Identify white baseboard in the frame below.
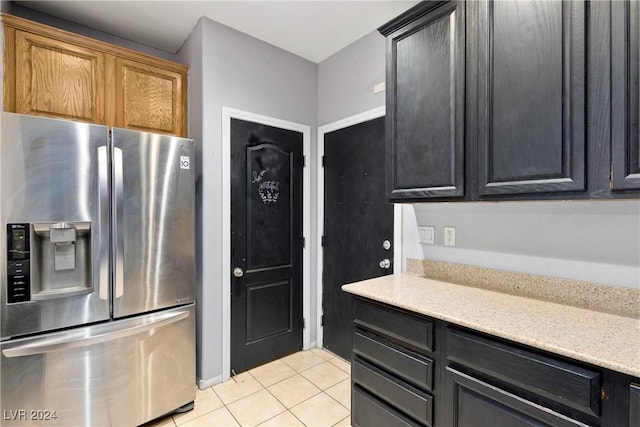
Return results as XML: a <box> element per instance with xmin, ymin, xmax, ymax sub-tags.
<box><xmin>198</xmin><ymin>375</ymin><xmax>223</xmax><ymax>390</ymax></box>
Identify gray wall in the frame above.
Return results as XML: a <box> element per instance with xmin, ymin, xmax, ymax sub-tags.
<box><xmin>177</xmin><ymin>17</ymin><xmax>317</xmax><ymax>387</ymax></box>
<box><xmin>404</xmin><ymin>201</ymin><xmax>640</xmax><ymax>289</ymax></box>
<box><xmin>318</xmin><ymin>31</ymin><xmax>386</xmax><ymax>126</ymax></box>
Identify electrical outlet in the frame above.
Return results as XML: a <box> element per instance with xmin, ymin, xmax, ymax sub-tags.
<box><xmin>444</xmin><ymin>227</ymin><xmax>456</xmax><ymax>246</ymax></box>
<box><xmin>418</xmin><ymin>226</ymin><xmax>435</xmax><ymax>245</ymax></box>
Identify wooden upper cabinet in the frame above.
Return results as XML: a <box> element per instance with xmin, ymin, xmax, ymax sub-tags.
<box><xmin>3</xmin><ymin>14</ymin><xmax>188</xmax><ymax>137</ymax></box>
<box><xmin>474</xmin><ymin>0</ymin><xmax>586</xmax><ymax>196</ymax></box>
<box><xmin>13</xmin><ymin>30</ymin><xmax>105</xmax><ymax>123</ymax></box>
<box><xmin>381</xmin><ymin>1</ymin><xmax>466</xmax><ymax>201</ymax></box>
<box><xmin>611</xmin><ymin>0</ymin><xmax>640</xmax><ymax>191</ymax></box>
<box><xmin>113</xmin><ymin>58</ymin><xmax>186</xmax><ymax>136</ymax></box>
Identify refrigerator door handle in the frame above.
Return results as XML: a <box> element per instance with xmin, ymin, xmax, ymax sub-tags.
<box><xmin>2</xmin><ymin>310</ymin><xmax>189</xmax><ymax>358</ymax></box>
<box><xmin>98</xmin><ymin>146</ymin><xmax>110</xmax><ymax>300</ymax></box>
<box><xmin>113</xmin><ymin>147</ymin><xmax>124</xmax><ymax>298</ymax></box>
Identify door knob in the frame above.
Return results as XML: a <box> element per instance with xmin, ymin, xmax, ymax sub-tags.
<box><xmin>382</xmin><ymin>240</ymin><xmax>391</xmax><ymax>250</ymax></box>
<box><xmin>379</xmin><ymin>259</ymin><xmax>391</xmax><ymax>269</ymax></box>
<box><xmin>233</xmin><ymin>267</ymin><xmax>244</xmax><ymax>278</ymax></box>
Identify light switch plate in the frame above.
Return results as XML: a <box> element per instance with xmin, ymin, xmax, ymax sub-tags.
<box><xmin>418</xmin><ymin>226</ymin><xmax>435</xmax><ymax>245</ymax></box>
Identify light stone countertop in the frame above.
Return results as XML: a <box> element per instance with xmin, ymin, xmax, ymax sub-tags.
<box><xmin>342</xmin><ymin>273</ymin><xmax>640</xmax><ymax>378</ymax></box>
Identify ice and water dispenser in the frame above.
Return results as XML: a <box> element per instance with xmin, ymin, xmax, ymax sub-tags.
<box><xmin>6</xmin><ymin>222</ymin><xmax>92</xmax><ymax>303</ymax></box>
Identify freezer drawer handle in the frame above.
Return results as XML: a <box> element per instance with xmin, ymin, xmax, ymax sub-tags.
<box><xmin>2</xmin><ymin>310</ymin><xmax>189</xmax><ymax>358</ymax></box>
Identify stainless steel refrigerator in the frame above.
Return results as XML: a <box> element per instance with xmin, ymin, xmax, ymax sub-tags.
<box><xmin>0</xmin><ymin>112</ymin><xmax>196</xmax><ymax>426</ymax></box>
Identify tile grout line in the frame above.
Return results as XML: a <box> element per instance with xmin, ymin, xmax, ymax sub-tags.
<box><xmin>175</xmin><ymin>351</ymin><xmax>351</xmax><ymax>427</ymax></box>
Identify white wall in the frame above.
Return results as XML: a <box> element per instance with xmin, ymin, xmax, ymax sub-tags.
<box><xmin>3</xmin><ymin>2</ymin><xmax>176</xmax><ymax>61</ymax></box>
<box><xmin>177</xmin><ymin>17</ymin><xmax>317</xmax><ymax>387</ymax></box>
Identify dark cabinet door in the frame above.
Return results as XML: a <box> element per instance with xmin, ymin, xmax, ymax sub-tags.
<box><xmin>612</xmin><ymin>0</ymin><xmax>640</xmax><ymax>191</ymax></box>
<box><xmin>384</xmin><ymin>1</ymin><xmax>465</xmax><ymax>200</ymax></box>
<box><xmin>475</xmin><ymin>0</ymin><xmax>586</xmax><ymax>196</ymax></box>
<box><xmin>631</xmin><ymin>383</ymin><xmax>640</xmax><ymax>427</ymax></box>
<box><xmin>446</xmin><ymin>368</ymin><xmax>587</xmax><ymax>427</ymax></box>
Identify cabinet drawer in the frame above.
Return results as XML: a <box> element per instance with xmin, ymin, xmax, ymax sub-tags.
<box><xmin>354</xmin><ymin>329</ymin><xmax>433</xmax><ymax>391</ymax></box>
<box><xmin>447</xmin><ymin>367</ymin><xmax>590</xmax><ymax>427</ymax></box>
<box><xmin>352</xmin><ymin>386</ymin><xmax>421</xmax><ymax>427</ymax></box>
<box><xmin>447</xmin><ymin>328</ymin><xmax>601</xmax><ymax>417</ymax></box>
<box><xmin>354</xmin><ymin>298</ymin><xmax>433</xmax><ymax>353</ymax></box>
<box><xmin>353</xmin><ymin>358</ymin><xmax>433</xmax><ymax>426</ymax></box>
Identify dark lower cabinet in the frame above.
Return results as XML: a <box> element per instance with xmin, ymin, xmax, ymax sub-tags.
<box><xmin>446</xmin><ymin>368</ymin><xmax>587</xmax><ymax>427</ymax></box>
<box><xmin>352</xmin><ymin>386</ymin><xmax>422</xmax><ymax>427</ymax></box>
<box><xmin>630</xmin><ymin>384</ymin><xmax>640</xmax><ymax>427</ymax></box>
<box><xmin>350</xmin><ymin>297</ymin><xmax>640</xmax><ymax>427</ymax></box>
<box><xmin>611</xmin><ymin>0</ymin><xmax>640</xmax><ymax>190</ymax></box>
<box><xmin>352</xmin><ymin>298</ymin><xmax>436</xmax><ymax>427</ymax></box>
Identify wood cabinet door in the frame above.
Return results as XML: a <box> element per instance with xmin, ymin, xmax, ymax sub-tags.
<box><xmin>13</xmin><ymin>30</ymin><xmax>105</xmax><ymax>123</ymax></box>
<box><xmin>385</xmin><ymin>1</ymin><xmax>465</xmax><ymax>200</ymax></box>
<box><xmin>475</xmin><ymin>0</ymin><xmax>586</xmax><ymax>196</ymax></box>
<box><xmin>611</xmin><ymin>0</ymin><xmax>640</xmax><ymax>191</ymax></box>
<box><xmin>113</xmin><ymin>58</ymin><xmax>186</xmax><ymax>136</ymax></box>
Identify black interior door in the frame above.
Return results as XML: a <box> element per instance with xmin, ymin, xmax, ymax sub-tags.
<box><xmin>230</xmin><ymin>118</ymin><xmax>303</xmax><ymax>373</ymax></box>
<box><xmin>323</xmin><ymin>116</ymin><xmax>394</xmax><ymax>360</ymax></box>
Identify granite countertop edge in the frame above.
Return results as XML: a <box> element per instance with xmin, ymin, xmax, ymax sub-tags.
<box><xmin>342</xmin><ymin>273</ymin><xmax>640</xmax><ymax>378</ymax></box>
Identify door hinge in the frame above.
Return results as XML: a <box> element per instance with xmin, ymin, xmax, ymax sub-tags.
<box><xmin>302</xmin><ymin>237</ymin><xmax>306</xmax><ymax>248</ymax></box>
<box><xmin>303</xmin><ymin>155</ymin><xmax>306</xmax><ymax>167</ymax></box>
<box><xmin>321</xmin><ymin>315</ymin><xmax>324</xmax><ymax>327</ymax></box>
<box><xmin>322</xmin><ymin>155</ymin><xmax>325</xmax><ymax>167</ymax></box>
<box><xmin>303</xmin><ymin>318</ymin><xmax>306</xmax><ymax>329</ymax></box>
<box><xmin>321</xmin><ymin>235</ymin><xmax>325</xmax><ymax>247</ymax></box>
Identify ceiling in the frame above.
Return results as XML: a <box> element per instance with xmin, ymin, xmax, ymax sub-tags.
<box><xmin>15</xmin><ymin>1</ymin><xmax>419</xmax><ymax>63</ymax></box>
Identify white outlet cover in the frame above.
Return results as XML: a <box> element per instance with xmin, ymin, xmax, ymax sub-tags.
<box><xmin>444</xmin><ymin>226</ymin><xmax>456</xmax><ymax>246</ymax></box>
<box><xmin>418</xmin><ymin>226</ymin><xmax>435</xmax><ymax>245</ymax></box>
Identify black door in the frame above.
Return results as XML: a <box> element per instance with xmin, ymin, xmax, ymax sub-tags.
<box><xmin>322</xmin><ymin>116</ymin><xmax>394</xmax><ymax>360</ymax></box>
<box><xmin>230</xmin><ymin>118</ymin><xmax>304</xmax><ymax>373</ymax></box>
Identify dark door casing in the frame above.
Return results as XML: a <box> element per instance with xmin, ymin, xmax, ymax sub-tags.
<box><xmin>230</xmin><ymin>118</ymin><xmax>304</xmax><ymax>373</ymax></box>
<box><xmin>323</xmin><ymin>116</ymin><xmax>395</xmax><ymax>360</ymax></box>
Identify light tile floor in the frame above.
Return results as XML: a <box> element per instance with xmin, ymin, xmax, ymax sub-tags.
<box><xmin>147</xmin><ymin>348</ymin><xmax>351</xmax><ymax>427</ymax></box>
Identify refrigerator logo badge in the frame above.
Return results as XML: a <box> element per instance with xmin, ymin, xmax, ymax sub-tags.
<box><xmin>180</xmin><ymin>156</ymin><xmax>190</xmax><ymax>170</ymax></box>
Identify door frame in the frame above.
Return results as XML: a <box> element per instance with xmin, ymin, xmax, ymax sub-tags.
<box><xmin>222</xmin><ymin>107</ymin><xmax>311</xmax><ymax>381</ymax></box>
<box><xmin>316</xmin><ymin>106</ymin><xmax>402</xmax><ymax>348</ymax></box>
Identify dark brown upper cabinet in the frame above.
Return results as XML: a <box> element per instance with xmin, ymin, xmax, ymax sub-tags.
<box><xmin>474</xmin><ymin>0</ymin><xmax>586</xmax><ymax>196</ymax></box>
<box><xmin>380</xmin><ymin>0</ymin><xmax>640</xmax><ymax>202</ymax></box>
<box><xmin>611</xmin><ymin>0</ymin><xmax>640</xmax><ymax>191</ymax></box>
<box><xmin>380</xmin><ymin>1</ymin><xmax>465</xmax><ymax>201</ymax></box>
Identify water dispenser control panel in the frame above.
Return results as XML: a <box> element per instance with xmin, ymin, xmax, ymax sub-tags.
<box><xmin>6</xmin><ymin>223</ymin><xmax>31</xmax><ymax>303</ymax></box>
